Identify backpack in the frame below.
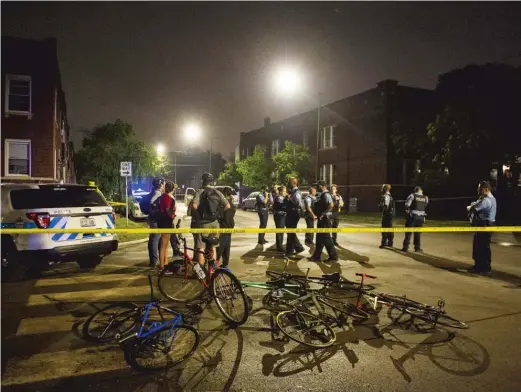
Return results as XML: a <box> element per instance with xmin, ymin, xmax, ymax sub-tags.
<box><xmin>197</xmin><ymin>188</ymin><xmax>222</xmax><ymax>222</ymax></box>
<box><xmin>139</xmin><ymin>191</ymin><xmax>154</xmax><ymax>215</ymax></box>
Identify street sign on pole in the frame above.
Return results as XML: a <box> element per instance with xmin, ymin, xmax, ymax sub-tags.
<box><xmin>120</xmin><ymin>161</ymin><xmax>132</xmax><ymax>177</ymax></box>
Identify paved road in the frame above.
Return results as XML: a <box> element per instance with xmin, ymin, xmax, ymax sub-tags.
<box><xmin>2</xmin><ymin>206</ymin><xmax>521</xmax><ymax>391</ymax></box>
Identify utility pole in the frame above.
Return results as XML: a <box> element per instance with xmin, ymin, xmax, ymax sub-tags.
<box><xmin>316</xmin><ymin>92</ymin><xmax>322</xmax><ymax>182</ymax></box>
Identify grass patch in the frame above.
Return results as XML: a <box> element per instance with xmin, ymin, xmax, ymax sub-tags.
<box><xmin>338</xmin><ymin>212</ymin><xmax>469</xmax><ymax>227</ymax></box>
<box><xmin>115</xmin><ymin>215</ymin><xmax>148</xmax><ymax>243</ymax></box>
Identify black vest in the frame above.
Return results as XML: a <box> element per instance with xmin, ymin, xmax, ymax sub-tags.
<box><xmin>256</xmin><ymin>193</ymin><xmax>267</xmax><ymax>210</ymax></box>
<box><xmin>274</xmin><ymin>195</ymin><xmax>286</xmax><ymax>215</ymax></box>
<box><xmin>380</xmin><ymin>193</ymin><xmax>394</xmax><ymax>214</ymax></box>
<box><xmin>332</xmin><ymin>195</ymin><xmax>341</xmax><ymax>213</ymax></box>
<box><xmin>410</xmin><ymin>193</ymin><xmax>427</xmax><ymax>212</ymax></box>
<box><xmin>313</xmin><ymin>191</ymin><xmax>331</xmax><ymax>215</ymax></box>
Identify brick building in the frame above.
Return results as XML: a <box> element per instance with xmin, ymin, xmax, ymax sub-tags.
<box><xmin>239</xmin><ymin>80</ymin><xmax>436</xmax><ymax>211</ymax></box>
<box><xmin>1</xmin><ymin>36</ymin><xmax>75</xmax><ymax>184</ymax></box>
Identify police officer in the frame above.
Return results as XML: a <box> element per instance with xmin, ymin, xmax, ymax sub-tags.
<box><xmin>330</xmin><ymin>184</ymin><xmax>344</xmax><ymax>246</ymax></box>
<box><xmin>273</xmin><ymin>185</ymin><xmax>287</xmax><ymax>252</ymax></box>
<box><xmin>147</xmin><ymin>178</ymin><xmax>165</xmax><ymax>267</ymax></box>
<box><xmin>309</xmin><ymin>181</ymin><xmax>338</xmax><ymax>262</ymax></box>
<box><xmin>269</xmin><ymin>183</ymin><xmax>279</xmax><ymax>206</ymax></box>
<box><xmin>467</xmin><ymin>181</ymin><xmax>496</xmax><ymax>274</ymax></box>
<box><xmin>284</xmin><ymin>177</ymin><xmax>305</xmax><ymax>257</ymax></box>
<box><xmin>379</xmin><ymin>184</ymin><xmax>394</xmax><ymax>248</ymax></box>
<box><xmin>304</xmin><ymin>186</ymin><xmax>317</xmax><ymax>246</ymax></box>
<box><xmin>256</xmin><ymin>186</ymin><xmax>270</xmax><ymax>245</ymax></box>
<box><xmin>402</xmin><ymin>186</ymin><xmax>428</xmax><ymax>253</ymax></box>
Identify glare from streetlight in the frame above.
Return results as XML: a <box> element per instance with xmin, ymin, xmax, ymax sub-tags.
<box><xmin>156</xmin><ymin>143</ymin><xmax>165</xmax><ymax>154</ymax></box>
<box><xmin>183</xmin><ymin>122</ymin><xmax>201</xmax><ymax>143</ymax></box>
<box><xmin>273</xmin><ymin>66</ymin><xmax>302</xmax><ymax>96</ymax></box>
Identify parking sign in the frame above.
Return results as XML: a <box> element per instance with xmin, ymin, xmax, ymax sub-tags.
<box><xmin>120</xmin><ymin>161</ymin><xmax>132</xmax><ymax>177</ymax></box>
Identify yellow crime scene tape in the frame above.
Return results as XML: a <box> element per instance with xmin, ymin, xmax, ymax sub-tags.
<box><xmin>108</xmin><ymin>201</ymin><xmax>127</xmax><ymax>207</ymax></box>
<box><xmin>1</xmin><ymin>226</ymin><xmax>520</xmax><ymax>234</ymax></box>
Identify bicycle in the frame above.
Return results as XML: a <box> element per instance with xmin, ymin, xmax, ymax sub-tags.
<box><xmin>82</xmin><ymin>275</ymin><xmax>200</xmax><ymax>371</ymax></box>
<box><xmin>158</xmin><ymin>219</ymin><xmax>250</xmax><ymax>326</ymax></box>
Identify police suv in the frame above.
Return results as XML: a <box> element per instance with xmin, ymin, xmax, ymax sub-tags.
<box><xmin>1</xmin><ymin>183</ymin><xmax>118</xmax><ymax>281</ymax></box>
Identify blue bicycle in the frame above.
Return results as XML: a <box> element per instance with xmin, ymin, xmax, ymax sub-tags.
<box><xmin>83</xmin><ymin>276</ymin><xmax>200</xmax><ymax>371</ymax></box>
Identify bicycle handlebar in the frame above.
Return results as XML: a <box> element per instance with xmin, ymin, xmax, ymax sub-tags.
<box><xmin>355</xmin><ymin>273</ymin><xmax>377</xmax><ymax>279</ymax></box>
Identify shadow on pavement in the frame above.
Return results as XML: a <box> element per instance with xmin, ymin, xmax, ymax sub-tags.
<box><xmin>335</xmin><ymin>245</ymin><xmax>372</xmax><ymax>266</ymax></box>
<box><xmin>389</xmin><ymin>248</ymin><xmax>521</xmax><ymax>287</ymax></box>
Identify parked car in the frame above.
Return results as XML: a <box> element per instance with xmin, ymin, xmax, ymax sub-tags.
<box><xmin>241</xmin><ymin>192</ymin><xmax>260</xmax><ymax>211</ymax></box>
<box><xmin>214</xmin><ymin>186</ymin><xmax>239</xmax><ymax>208</ymax></box>
<box><xmin>184</xmin><ymin>187</ymin><xmax>196</xmax><ymax>205</ymax></box>
<box><xmin>126</xmin><ymin>188</ymin><xmax>149</xmax><ymax>220</ymax></box>
<box><xmin>1</xmin><ymin>183</ymin><xmax>119</xmax><ymax>281</ymax></box>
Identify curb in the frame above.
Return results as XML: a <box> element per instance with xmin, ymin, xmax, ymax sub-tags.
<box><xmin>118</xmin><ymin>238</ymin><xmax>148</xmax><ymax>248</ymax></box>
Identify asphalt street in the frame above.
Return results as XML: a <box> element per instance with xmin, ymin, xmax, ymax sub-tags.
<box><xmin>2</xmin><ymin>205</ymin><xmax>521</xmax><ymax>392</ymax></box>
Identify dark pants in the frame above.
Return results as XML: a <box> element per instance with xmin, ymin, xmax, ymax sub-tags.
<box><xmin>148</xmin><ymin>222</ymin><xmax>160</xmax><ymax>265</ymax></box>
<box><xmin>313</xmin><ymin>216</ymin><xmax>337</xmax><ymax>259</ymax></box>
<box><xmin>331</xmin><ymin>214</ymin><xmax>340</xmax><ymax>243</ymax></box>
<box><xmin>274</xmin><ymin>213</ymin><xmax>286</xmax><ymax>251</ymax></box>
<box><xmin>403</xmin><ymin>215</ymin><xmax>424</xmax><ymax>251</ymax></box>
<box><xmin>381</xmin><ymin>213</ymin><xmax>394</xmax><ymax>246</ymax></box>
<box><xmin>472</xmin><ymin>221</ymin><xmax>493</xmax><ymax>271</ymax></box>
<box><xmin>305</xmin><ymin>215</ymin><xmax>315</xmax><ymax>244</ymax></box>
<box><xmin>285</xmin><ymin>213</ymin><xmax>303</xmax><ymax>256</ymax></box>
<box><xmin>217</xmin><ymin>233</ymin><xmax>232</xmax><ymax>266</ymax></box>
<box><xmin>258</xmin><ymin>208</ymin><xmax>269</xmax><ymax>243</ymax></box>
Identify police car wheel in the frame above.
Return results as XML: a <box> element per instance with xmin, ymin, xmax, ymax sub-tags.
<box><xmin>76</xmin><ymin>255</ymin><xmax>103</xmax><ymax>270</ymax></box>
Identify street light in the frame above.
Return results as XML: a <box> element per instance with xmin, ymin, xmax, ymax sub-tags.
<box><xmin>183</xmin><ymin>122</ymin><xmax>201</xmax><ymax>143</ymax></box>
<box><xmin>156</xmin><ymin>143</ymin><xmax>165</xmax><ymax>155</ymax></box>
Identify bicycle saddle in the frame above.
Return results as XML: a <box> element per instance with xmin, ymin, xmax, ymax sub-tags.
<box><xmin>266</xmin><ymin>278</ymin><xmax>286</xmax><ymax>289</ymax></box>
<box><xmin>202</xmin><ymin>236</ymin><xmax>219</xmax><ymax>247</ymax></box>
<box><xmin>321</xmin><ymin>272</ymin><xmax>341</xmax><ymax>282</ymax></box>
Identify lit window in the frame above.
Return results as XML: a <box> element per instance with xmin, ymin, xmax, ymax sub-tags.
<box><xmin>303</xmin><ymin>132</ymin><xmax>309</xmax><ymax>148</ymax></box>
<box><xmin>5</xmin><ymin>139</ymin><xmax>31</xmax><ymax>176</ymax></box>
<box><xmin>321</xmin><ymin>126</ymin><xmax>336</xmax><ymax>149</ymax></box>
<box><xmin>271</xmin><ymin>139</ymin><xmax>280</xmax><ymax>156</ymax></box>
<box><xmin>5</xmin><ymin>75</ymin><xmax>32</xmax><ymax>115</ymax></box>
<box><xmin>319</xmin><ymin>164</ymin><xmax>335</xmax><ymax>185</ymax></box>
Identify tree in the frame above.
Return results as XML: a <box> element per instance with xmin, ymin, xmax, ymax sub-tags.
<box><xmin>272</xmin><ymin>141</ymin><xmax>313</xmax><ymax>185</ymax></box>
<box><xmin>236</xmin><ymin>146</ymin><xmax>273</xmax><ymax>189</ymax></box>
<box><xmin>218</xmin><ymin>161</ymin><xmax>242</xmax><ymax>186</ymax></box>
<box><xmin>75</xmin><ymin>119</ymin><xmax>165</xmax><ymax>200</ymax></box>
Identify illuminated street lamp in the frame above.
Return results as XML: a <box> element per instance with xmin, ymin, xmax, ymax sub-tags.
<box><xmin>156</xmin><ymin>143</ymin><xmax>165</xmax><ymax>155</ymax></box>
<box><xmin>183</xmin><ymin>122</ymin><xmax>201</xmax><ymax>143</ymax></box>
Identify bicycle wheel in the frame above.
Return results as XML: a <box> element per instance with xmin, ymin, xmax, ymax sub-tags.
<box><xmin>405</xmin><ymin>308</ymin><xmax>469</xmax><ymax>329</ymax></box>
<box><xmin>158</xmin><ymin>260</ymin><xmax>206</xmax><ymax>303</ymax></box>
<box><xmin>210</xmin><ymin>268</ymin><xmax>249</xmax><ymax>325</ymax></box>
<box><xmin>276</xmin><ymin>310</ymin><xmax>336</xmax><ymax>348</ymax></box>
<box><xmin>83</xmin><ymin>302</ymin><xmax>140</xmax><ymax>343</ymax></box>
<box><xmin>124</xmin><ymin>324</ymin><xmax>200</xmax><ymax>371</ymax></box>
<box><xmin>378</xmin><ymin>293</ymin><xmax>428</xmax><ymax>311</ymax></box>
<box><xmin>317</xmin><ymin>295</ymin><xmax>370</xmax><ymax>321</ymax></box>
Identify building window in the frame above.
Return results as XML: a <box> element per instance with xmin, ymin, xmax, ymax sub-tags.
<box><xmin>319</xmin><ymin>164</ymin><xmax>335</xmax><ymax>185</ymax></box>
<box><xmin>303</xmin><ymin>132</ymin><xmax>309</xmax><ymax>148</ymax></box>
<box><xmin>271</xmin><ymin>139</ymin><xmax>280</xmax><ymax>156</ymax></box>
<box><xmin>246</xmin><ymin>148</ymin><xmax>249</xmax><ymax>157</ymax></box>
<box><xmin>5</xmin><ymin>75</ymin><xmax>32</xmax><ymax>116</ymax></box>
<box><xmin>321</xmin><ymin>125</ymin><xmax>336</xmax><ymax>149</ymax></box>
<box><xmin>4</xmin><ymin>139</ymin><xmax>31</xmax><ymax>176</ymax></box>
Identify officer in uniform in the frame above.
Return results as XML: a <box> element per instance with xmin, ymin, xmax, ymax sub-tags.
<box><xmin>273</xmin><ymin>185</ymin><xmax>287</xmax><ymax>252</ymax></box>
<box><xmin>284</xmin><ymin>177</ymin><xmax>305</xmax><ymax>257</ymax></box>
<box><xmin>304</xmin><ymin>186</ymin><xmax>317</xmax><ymax>246</ymax></box>
<box><xmin>379</xmin><ymin>184</ymin><xmax>394</xmax><ymax>248</ymax></box>
<box><xmin>256</xmin><ymin>186</ymin><xmax>270</xmax><ymax>245</ymax></box>
<box><xmin>330</xmin><ymin>184</ymin><xmax>344</xmax><ymax>246</ymax></box>
<box><xmin>467</xmin><ymin>181</ymin><xmax>496</xmax><ymax>274</ymax></box>
<box><xmin>309</xmin><ymin>181</ymin><xmax>338</xmax><ymax>262</ymax></box>
<box><xmin>402</xmin><ymin>186</ymin><xmax>428</xmax><ymax>252</ymax></box>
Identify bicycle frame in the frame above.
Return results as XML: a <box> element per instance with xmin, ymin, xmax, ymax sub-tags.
<box><xmin>176</xmin><ymin>234</ymin><xmax>217</xmax><ymax>289</ymax></box>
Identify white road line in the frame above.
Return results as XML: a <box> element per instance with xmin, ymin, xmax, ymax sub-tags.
<box><xmin>2</xmin><ymin>347</ymin><xmax>128</xmax><ymax>386</ymax></box>
<box><xmin>35</xmin><ymin>274</ymin><xmax>146</xmax><ymax>287</ymax></box>
<box><xmin>15</xmin><ymin>315</ymin><xmax>81</xmax><ymax>336</ymax></box>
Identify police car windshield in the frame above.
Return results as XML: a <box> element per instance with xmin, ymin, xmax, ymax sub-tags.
<box><xmin>10</xmin><ymin>186</ymin><xmax>109</xmax><ymax>209</ymax></box>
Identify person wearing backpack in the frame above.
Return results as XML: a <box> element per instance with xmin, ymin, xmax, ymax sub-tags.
<box><xmin>284</xmin><ymin>177</ymin><xmax>305</xmax><ymax>258</ymax></box>
<box><xmin>157</xmin><ymin>181</ymin><xmax>176</xmax><ymax>273</ymax></box>
<box><xmin>256</xmin><ymin>186</ymin><xmax>270</xmax><ymax>245</ymax></box>
<box><xmin>190</xmin><ymin>172</ymin><xmax>230</xmax><ymax>265</ymax></box>
<box><xmin>217</xmin><ymin>187</ymin><xmax>236</xmax><ymax>267</ymax></box>
<box><xmin>142</xmin><ymin>178</ymin><xmax>165</xmax><ymax>267</ymax></box>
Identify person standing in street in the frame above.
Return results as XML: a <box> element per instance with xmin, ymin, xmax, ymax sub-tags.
<box><xmin>157</xmin><ymin>181</ymin><xmax>176</xmax><ymax>273</ymax></box>
<box><xmin>217</xmin><ymin>187</ymin><xmax>236</xmax><ymax>268</ymax></box>
<box><xmin>402</xmin><ymin>186</ymin><xmax>428</xmax><ymax>253</ymax></box>
<box><xmin>309</xmin><ymin>181</ymin><xmax>338</xmax><ymax>262</ymax></box>
<box><xmin>379</xmin><ymin>184</ymin><xmax>394</xmax><ymax>248</ymax></box>
<box><xmin>256</xmin><ymin>187</ymin><xmax>270</xmax><ymax>245</ymax></box>
<box><xmin>146</xmin><ymin>178</ymin><xmax>165</xmax><ymax>267</ymax></box>
<box><xmin>269</xmin><ymin>183</ymin><xmax>279</xmax><ymax>206</ymax></box>
<box><xmin>467</xmin><ymin>181</ymin><xmax>497</xmax><ymax>274</ymax></box>
<box><xmin>330</xmin><ymin>184</ymin><xmax>344</xmax><ymax>246</ymax></box>
<box><xmin>273</xmin><ymin>185</ymin><xmax>287</xmax><ymax>252</ymax></box>
<box><xmin>304</xmin><ymin>186</ymin><xmax>317</xmax><ymax>246</ymax></box>
<box><xmin>284</xmin><ymin>177</ymin><xmax>305</xmax><ymax>258</ymax></box>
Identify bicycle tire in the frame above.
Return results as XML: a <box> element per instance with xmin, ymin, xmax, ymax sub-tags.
<box><xmin>405</xmin><ymin>308</ymin><xmax>469</xmax><ymax>329</ymax></box>
<box><xmin>276</xmin><ymin>310</ymin><xmax>336</xmax><ymax>348</ymax></box>
<box><xmin>124</xmin><ymin>324</ymin><xmax>200</xmax><ymax>371</ymax></box>
<box><xmin>158</xmin><ymin>261</ymin><xmax>206</xmax><ymax>303</ymax></box>
<box><xmin>210</xmin><ymin>268</ymin><xmax>249</xmax><ymax>325</ymax></box>
<box><xmin>317</xmin><ymin>295</ymin><xmax>370</xmax><ymax>321</ymax></box>
<box><xmin>83</xmin><ymin>302</ymin><xmax>140</xmax><ymax>343</ymax></box>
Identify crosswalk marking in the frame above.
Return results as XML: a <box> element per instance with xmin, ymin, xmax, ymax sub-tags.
<box><xmin>2</xmin><ymin>347</ymin><xmax>128</xmax><ymax>386</ymax></box>
<box><xmin>16</xmin><ymin>315</ymin><xmax>81</xmax><ymax>336</ymax></box>
<box><xmin>35</xmin><ymin>273</ymin><xmax>145</xmax><ymax>287</ymax></box>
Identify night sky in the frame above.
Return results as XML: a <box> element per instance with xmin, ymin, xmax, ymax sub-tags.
<box><xmin>2</xmin><ymin>2</ymin><xmax>520</xmax><ymax>157</ymax></box>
